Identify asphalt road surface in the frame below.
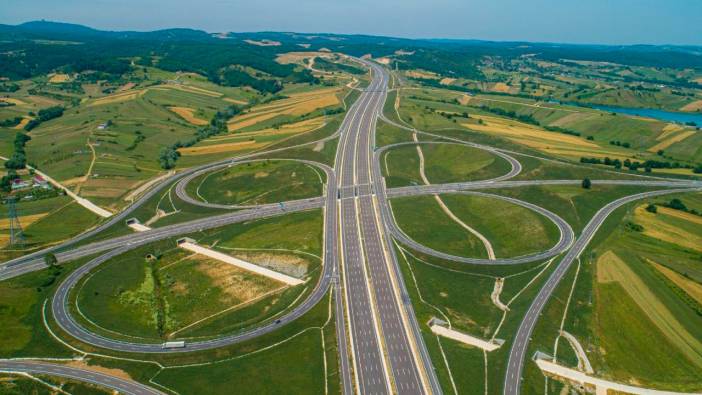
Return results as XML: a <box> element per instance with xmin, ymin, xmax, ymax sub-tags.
<box><xmin>0</xmin><ymin>360</ymin><xmax>165</xmax><ymax>395</ymax></box>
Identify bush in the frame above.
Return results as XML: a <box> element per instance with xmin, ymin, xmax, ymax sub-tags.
<box><xmin>581</xmin><ymin>177</ymin><xmax>592</xmax><ymax>189</ymax></box>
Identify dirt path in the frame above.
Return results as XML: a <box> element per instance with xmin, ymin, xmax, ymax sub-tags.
<box><xmin>560</xmin><ymin>330</ymin><xmax>593</xmax><ymax>374</ymax></box>
<box><xmin>491</xmin><ymin>278</ymin><xmax>509</xmax><ymax>311</ymax></box>
<box><xmin>74</xmin><ymin>139</ymin><xmax>97</xmax><ymax>195</ymax></box>
<box><xmin>413</xmin><ymin>132</ymin><xmax>496</xmax><ymax>260</ymax></box>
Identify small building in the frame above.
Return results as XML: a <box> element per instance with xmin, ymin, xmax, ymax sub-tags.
<box><xmin>97</xmin><ymin>122</ymin><xmax>109</xmax><ymax>130</ymax></box>
<box><xmin>32</xmin><ymin>175</ymin><xmax>49</xmax><ymax>187</ymax></box>
<box><xmin>11</xmin><ymin>179</ymin><xmax>31</xmax><ymax>190</ymax></box>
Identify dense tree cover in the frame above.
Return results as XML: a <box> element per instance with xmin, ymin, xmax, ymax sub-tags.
<box><xmin>3</xmin><ymin>21</ymin><xmax>700</xmax><ymax>88</ymax></box>
<box><xmin>5</xmin><ymin>132</ymin><xmax>31</xmax><ymax>169</ymax></box>
<box><xmin>217</xmin><ymin>68</ymin><xmax>283</xmax><ymax>94</ymax></box>
<box><xmin>580</xmin><ymin>156</ymin><xmax>699</xmax><ymax>173</ymax></box>
<box><xmin>24</xmin><ymin>106</ymin><xmax>64</xmax><ymax>131</ymax></box>
<box><xmin>313</xmin><ymin>58</ymin><xmax>366</xmax><ymax>75</ymax></box>
<box><xmin>0</xmin><ymin>117</ymin><xmax>23</xmax><ymax>127</ymax></box>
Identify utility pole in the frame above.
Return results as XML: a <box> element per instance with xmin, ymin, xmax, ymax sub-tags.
<box><xmin>7</xmin><ymin>196</ymin><xmax>24</xmax><ymax>246</ymax></box>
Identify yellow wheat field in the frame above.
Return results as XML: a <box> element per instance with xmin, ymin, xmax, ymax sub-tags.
<box><xmin>633</xmin><ymin>205</ymin><xmax>702</xmax><ymax>252</ymax></box>
<box><xmin>649</xmin><ymin>259</ymin><xmax>702</xmax><ymax>305</ymax></box>
<box><xmin>680</xmin><ymin>100</ymin><xmax>702</xmax><ymax>112</ymax></box>
<box><xmin>169</xmin><ymin>107</ymin><xmax>209</xmax><ymax>125</ymax></box>
<box><xmin>596</xmin><ymin>250</ymin><xmax>702</xmax><ymax>368</ymax></box>
<box><xmin>648</xmin><ymin>130</ymin><xmax>696</xmax><ymax>152</ymax></box>
<box><xmin>88</xmin><ymin>90</ymin><xmax>145</xmax><ymax>106</ymax></box>
<box><xmin>48</xmin><ymin>73</ymin><xmax>70</xmax><ymax>83</ymax></box>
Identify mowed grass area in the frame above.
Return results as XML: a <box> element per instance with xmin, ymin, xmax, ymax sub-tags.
<box><xmin>524</xmin><ymin>192</ymin><xmax>702</xmax><ymax>393</ymax></box>
<box><xmin>440</xmin><ymin>194</ymin><xmax>560</xmax><ymax>258</ymax></box>
<box><xmin>382</xmin><ymin>143</ymin><xmax>511</xmax><ymax>188</ymax></box>
<box><xmin>72</xmin><ymin>210</ymin><xmax>323</xmax><ymax>341</ymax></box>
<box><xmin>390</xmin><ymin>193</ymin><xmax>559</xmax><ymax>259</ymax></box>
<box><xmin>190</xmin><ymin>160</ymin><xmax>324</xmax><ymax>206</ymax></box>
<box><xmin>0</xmin><ymin>196</ymin><xmax>100</xmax><ymax>261</ymax></box>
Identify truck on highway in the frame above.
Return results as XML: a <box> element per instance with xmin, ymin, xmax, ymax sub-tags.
<box><xmin>162</xmin><ymin>341</ymin><xmax>186</xmax><ymax>349</ymax></box>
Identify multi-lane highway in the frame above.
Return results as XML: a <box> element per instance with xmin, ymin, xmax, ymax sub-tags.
<box><xmin>1</xmin><ymin>56</ymin><xmax>700</xmax><ymax>395</ymax></box>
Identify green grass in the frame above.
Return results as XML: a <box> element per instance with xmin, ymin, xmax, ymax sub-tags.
<box><xmin>489</xmin><ymin>184</ymin><xmax>667</xmax><ymax>234</ymax></box>
<box><xmin>420</xmin><ymin>143</ymin><xmax>512</xmax><ymax>184</ymax></box>
<box><xmin>375</xmin><ymin>118</ymin><xmax>413</xmax><ymax>147</ymax></box>
<box><xmin>189</xmin><ymin>160</ymin><xmax>324</xmax><ymax>206</ymax></box>
<box><xmin>440</xmin><ymin>194</ymin><xmax>560</xmax><ymax>258</ymax></box>
<box><xmin>151</xmin><ymin>291</ymin><xmax>337</xmax><ymax>395</ymax></box>
<box><xmin>0</xmin><ymin>197</ymin><xmax>101</xmax><ymax>261</ymax></box>
<box><xmin>391</xmin><ymin>193</ymin><xmax>560</xmax><ymax>259</ymax></box>
<box><xmin>73</xmin><ymin>210</ymin><xmax>323</xmax><ymax>341</ymax></box>
<box><xmin>391</xmin><ymin>195</ymin><xmax>487</xmax><ymax>258</ymax></box>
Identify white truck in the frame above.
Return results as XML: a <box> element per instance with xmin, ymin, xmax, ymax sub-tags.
<box><xmin>162</xmin><ymin>341</ymin><xmax>186</xmax><ymax>349</ymax></box>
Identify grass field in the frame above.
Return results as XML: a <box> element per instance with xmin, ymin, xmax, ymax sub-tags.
<box><xmin>390</xmin><ymin>193</ymin><xmax>559</xmax><ymax>259</ymax></box>
<box><xmin>382</xmin><ymin>142</ymin><xmax>512</xmax><ymax>187</ymax></box>
<box><xmin>189</xmin><ymin>160</ymin><xmax>324</xmax><ymax>206</ymax></box>
<box><xmin>73</xmin><ymin>210</ymin><xmax>322</xmax><ymax>340</ymax></box>
<box><xmin>0</xmin><ymin>196</ymin><xmax>100</xmax><ymax>261</ymax></box>
<box><xmin>393</xmin><ymin>85</ymin><xmax>702</xmax><ymax>172</ymax></box>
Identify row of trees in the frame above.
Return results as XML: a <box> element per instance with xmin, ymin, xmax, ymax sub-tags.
<box><xmin>24</xmin><ymin>106</ymin><xmax>64</xmax><ymax>131</ymax></box>
<box><xmin>5</xmin><ymin>132</ymin><xmax>32</xmax><ymax>170</ymax></box>
<box><xmin>580</xmin><ymin>156</ymin><xmax>702</xmax><ymax>173</ymax></box>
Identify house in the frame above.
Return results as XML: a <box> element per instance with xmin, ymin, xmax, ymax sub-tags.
<box><xmin>97</xmin><ymin>122</ymin><xmax>109</xmax><ymax>130</ymax></box>
<box><xmin>11</xmin><ymin>179</ymin><xmax>31</xmax><ymax>190</ymax></box>
<box><xmin>33</xmin><ymin>175</ymin><xmax>49</xmax><ymax>188</ymax></box>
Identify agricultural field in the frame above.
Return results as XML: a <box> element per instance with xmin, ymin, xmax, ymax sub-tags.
<box><xmin>393</xmin><ymin>87</ymin><xmax>702</xmax><ymax>174</ymax></box>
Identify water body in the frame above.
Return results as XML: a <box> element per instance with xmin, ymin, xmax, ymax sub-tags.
<box><xmin>581</xmin><ymin>104</ymin><xmax>702</xmax><ymax>125</ymax></box>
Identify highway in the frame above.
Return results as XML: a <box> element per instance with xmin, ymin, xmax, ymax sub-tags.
<box><xmin>0</xmin><ymin>360</ymin><xmax>165</xmax><ymax>395</ymax></box>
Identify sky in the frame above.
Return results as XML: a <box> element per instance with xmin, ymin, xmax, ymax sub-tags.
<box><xmin>2</xmin><ymin>0</ymin><xmax>702</xmax><ymax>46</ymax></box>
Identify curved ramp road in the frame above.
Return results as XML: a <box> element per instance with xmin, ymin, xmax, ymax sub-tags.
<box><xmin>375</xmin><ymin>140</ymin><xmax>523</xmax><ymax>182</ymax></box>
<box><xmin>385</xmin><ymin>190</ymin><xmax>575</xmax><ymax>265</ymax></box>
<box><xmin>0</xmin><ymin>360</ymin><xmax>165</xmax><ymax>395</ymax></box>
<box><xmin>175</xmin><ymin>158</ymin><xmax>333</xmax><ymax>210</ymax></box>
<box><xmin>51</xmin><ymin>158</ymin><xmax>339</xmax><ymax>353</ymax></box>
<box><xmin>503</xmin><ymin>187</ymin><xmax>702</xmax><ymax>395</ymax></box>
